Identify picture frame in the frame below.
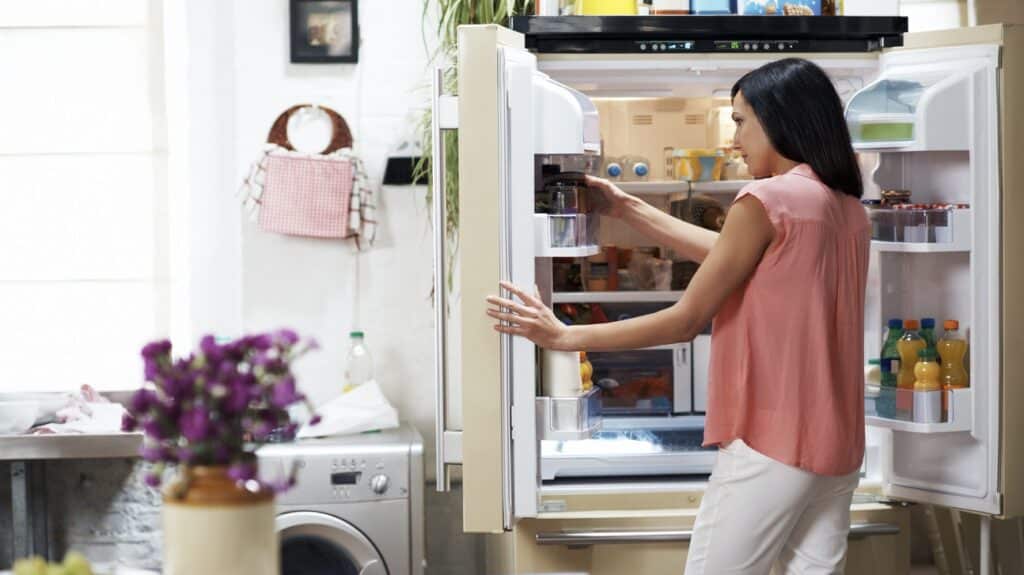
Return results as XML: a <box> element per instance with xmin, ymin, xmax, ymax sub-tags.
<box><xmin>289</xmin><ymin>0</ymin><xmax>359</xmax><ymax>63</ymax></box>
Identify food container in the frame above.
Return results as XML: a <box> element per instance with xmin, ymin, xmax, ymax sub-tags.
<box><xmin>577</xmin><ymin>0</ymin><xmax>637</xmax><ymax>14</ymax></box>
<box><xmin>867</xmin><ymin>205</ymin><xmax>969</xmax><ymax>244</ymax></box>
<box><xmin>848</xmin><ymin>113</ymin><xmax>915</xmax><ymax>144</ymax></box>
<box><xmin>673</xmin><ymin>149</ymin><xmax>725</xmax><ymax>182</ymax></box>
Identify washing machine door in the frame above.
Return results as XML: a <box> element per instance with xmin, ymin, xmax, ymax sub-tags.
<box><xmin>277</xmin><ymin>511</ymin><xmax>388</xmax><ymax>575</ymax></box>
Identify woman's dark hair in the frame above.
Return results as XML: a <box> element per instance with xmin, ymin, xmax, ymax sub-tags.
<box><xmin>731</xmin><ymin>58</ymin><xmax>863</xmax><ymax>199</ymax></box>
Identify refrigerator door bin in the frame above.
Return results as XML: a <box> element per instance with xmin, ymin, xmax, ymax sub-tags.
<box><xmin>536</xmin><ymin>387</ymin><xmax>603</xmax><ymax>441</ymax></box>
<box><xmin>865</xmin><ymin>384</ymin><xmax>972</xmax><ymax>433</ymax></box>
<box><xmin>535</xmin><ymin>213</ymin><xmax>600</xmax><ymax>257</ymax></box>
<box><xmin>868</xmin><ymin>207</ymin><xmax>971</xmax><ymax>251</ymax></box>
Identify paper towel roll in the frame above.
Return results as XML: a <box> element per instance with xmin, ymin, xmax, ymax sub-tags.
<box><xmin>542</xmin><ymin>350</ymin><xmax>583</xmax><ymax>397</ymax></box>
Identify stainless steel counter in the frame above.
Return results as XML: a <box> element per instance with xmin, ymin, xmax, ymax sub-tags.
<box><xmin>2</xmin><ymin>432</ymin><xmax>143</xmax><ymax>563</ymax></box>
<box><xmin>0</xmin><ymin>432</ymin><xmax>142</xmax><ymax>461</ymax></box>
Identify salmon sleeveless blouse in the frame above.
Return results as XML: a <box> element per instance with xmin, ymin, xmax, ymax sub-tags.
<box><xmin>702</xmin><ymin>163</ymin><xmax>870</xmax><ymax>476</ymax></box>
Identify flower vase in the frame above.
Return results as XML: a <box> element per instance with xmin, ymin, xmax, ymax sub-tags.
<box><xmin>162</xmin><ymin>466</ymin><xmax>278</xmax><ymax>575</ymax></box>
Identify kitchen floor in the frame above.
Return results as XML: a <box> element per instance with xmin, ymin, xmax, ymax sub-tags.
<box><xmin>910</xmin><ymin>568</ymin><xmax>940</xmax><ymax>574</ymax></box>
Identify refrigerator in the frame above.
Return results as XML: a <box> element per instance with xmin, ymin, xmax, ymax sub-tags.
<box><xmin>430</xmin><ymin>15</ymin><xmax>1024</xmax><ymax>544</ymax></box>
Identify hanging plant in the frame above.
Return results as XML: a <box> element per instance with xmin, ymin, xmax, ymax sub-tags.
<box><xmin>414</xmin><ymin>1</ymin><xmax>535</xmax><ymax>290</ymax></box>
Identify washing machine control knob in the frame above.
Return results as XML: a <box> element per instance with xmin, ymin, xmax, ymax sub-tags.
<box><xmin>370</xmin><ymin>474</ymin><xmax>390</xmax><ymax>495</ymax></box>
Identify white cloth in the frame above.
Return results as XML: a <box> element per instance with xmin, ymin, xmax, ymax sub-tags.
<box><xmin>30</xmin><ymin>384</ymin><xmax>127</xmax><ymax>435</ymax></box>
<box><xmin>296</xmin><ymin>380</ymin><xmax>399</xmax><ymax>439</ymax></box>
<box><xmin>684</xmin><ymin>439</ymin><xmax>859</xmax><ymax>575</ymax></box>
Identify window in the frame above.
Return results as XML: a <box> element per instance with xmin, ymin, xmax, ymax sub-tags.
<box><xmin>0</xmin><ymin>1</ymin><xmax>173</xmax><ymax>392</ymax></box>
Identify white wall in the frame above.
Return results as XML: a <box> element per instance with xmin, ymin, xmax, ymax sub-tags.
<box><xmin>184</xmin><ymin>0</ymin><xmax>440</xmax><ymax>463</ymax></box>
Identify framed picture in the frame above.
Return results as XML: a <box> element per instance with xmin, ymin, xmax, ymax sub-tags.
<box><xmin>290</xmin><ymin>0</ymin><xmax>359</xmax><ymax>63</ymax></box>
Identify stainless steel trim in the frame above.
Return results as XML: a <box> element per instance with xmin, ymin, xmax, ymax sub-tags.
<box><xmin>432</xmin><ymin>67</ymin><xmax>452</xmax><ymax>492</ymax></box>
<box><xmin>535</xmin><ymin>523</ymin><xmax>901</xmax><ymax>547</ymax></box>
<box><xmin>496</xmin><ymin>48</ymin><xmax>514</xmax><ymax>531</ymax></box>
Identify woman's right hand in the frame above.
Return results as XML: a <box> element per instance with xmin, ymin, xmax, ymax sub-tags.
<box><xmin>585</xmin><ymin>175</ymin><xmax>633</xmax><ymax>219</ymax></box>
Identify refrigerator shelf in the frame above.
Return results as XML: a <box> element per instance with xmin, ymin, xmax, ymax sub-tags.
<box><xmin>536</xmin><ymin>387</ymin><xmax>603</xmax><ymax>441</ymax></box>
<box><xmin>615</xmin><ymin>180</ymin><xmax>752</xmax><ymax>195</ymax></box>
<box><xmin>865</xmin><ymin>385</ymin><xmax>972</xmax><ymax>433</ymax></box>
<box><xmin>552</xmin><ymin>290</ymin><xmax>682</xmax><ymax>303</ymax></box>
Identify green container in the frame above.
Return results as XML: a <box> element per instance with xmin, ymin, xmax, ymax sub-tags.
<box><xmin>859</xmin><ymin>121</ymin><xmax>914</xmax><ymax>142</ymax></box>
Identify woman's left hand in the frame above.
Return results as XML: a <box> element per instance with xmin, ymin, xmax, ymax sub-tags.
<box><xmin>486</xmin><ymin>281</ymin><xmax>573</xmax><ymax>350</ymax></box>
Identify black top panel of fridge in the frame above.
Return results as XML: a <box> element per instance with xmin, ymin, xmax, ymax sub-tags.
<box><xmin>510</xmin><ymin>16</ymin><xmax>908</xmax><ymax>53</ymax></box>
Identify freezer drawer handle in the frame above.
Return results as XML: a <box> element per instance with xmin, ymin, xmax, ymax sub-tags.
<box><xmin>433</xmin><ymin>66</ymin><xmax>460</xmax><ymax>492</ymax></box>
<box><xmin>534</xmin><ymin>523</ymin><xmax>900</xmax><ymax>547</ymax></box>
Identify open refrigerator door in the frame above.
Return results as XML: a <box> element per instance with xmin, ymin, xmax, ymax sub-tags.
<box><xmin>433</xmin><ymin>24</ymin><xmax>601</xmax><ymax>533</ymax></box>
<box><xmin>853</xmin><ymin>39</ymin><xmax>1002</xmax><ymax>515</ymax></box>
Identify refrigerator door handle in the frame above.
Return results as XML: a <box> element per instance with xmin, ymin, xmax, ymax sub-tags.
<box><xmin>534</xmin><ymin>522</ymin><xmax>901</xmax><ymax>546</ymax></box>
<box><xmin>433</xmin><ymin>67</ymin><xmax>459</xmax><ymax>492</ymax></box>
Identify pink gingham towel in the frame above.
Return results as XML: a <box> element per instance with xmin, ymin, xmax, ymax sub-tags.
<box><xmin>240</xmin><ymin>144</ymin><xmax>377</xmax><ymax>247</ymax></box>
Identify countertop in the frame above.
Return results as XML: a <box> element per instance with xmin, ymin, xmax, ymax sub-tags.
<box><xmin>0</xmin><ymin>432</ymin><xmax>143</xmax><ymax>461</ymax></box>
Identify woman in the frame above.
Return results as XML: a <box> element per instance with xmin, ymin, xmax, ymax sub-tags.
<box><xmin>487</xmin><ymin>57</ymin><xmax>869</xmax><ymax>574</ymax></box>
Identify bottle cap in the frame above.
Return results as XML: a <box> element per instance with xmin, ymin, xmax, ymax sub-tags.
<box><xmin>903</xmin><ymin>319</ymin><xmax>920</xmax><ymax>330</ymax></box>
<box><xmin>917</xmin><ymin>348</ymin><xmax>937</xmax><ymax>361</ymax></box>
<box><xmin>921</xmin><ymin>318</ymin><xmax>936</xmax><ymax>329</ymax></box>
<box><xmin>350</xmin><ymin>331</ymin><xmax>364</xmax><ymax>338</ymax></box>
<box><xmin>888</xmin><ymin>318</ymin><xmax>903</xmax><ymax>329</ymax></box>
<box><xmin>943</xmin><ymin>319</ymin><xmax>959</xmax><ymax>330</ymax></box>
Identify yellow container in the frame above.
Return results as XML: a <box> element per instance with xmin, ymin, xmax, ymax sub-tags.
<box><xmin>673</xmin><ymin>149</ymin><xmax>725</xmax><ymax>182</ymax></box>
<box><xmin>577</xmin><ymin>0</ymin><xmax>638</xmax><ymax>15</ymax></box>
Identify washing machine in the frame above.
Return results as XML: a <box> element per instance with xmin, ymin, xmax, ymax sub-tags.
<box><xmin>257</xmin><ymin>424</ymin><xmax>425</xmax><ymax>575</ymax></box>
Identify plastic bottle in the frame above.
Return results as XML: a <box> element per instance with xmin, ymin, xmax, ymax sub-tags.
<box><xmin>604</xmin><ymin>157</ymin><xmax>624</xmax><ymax>180</ymax></box>
<box><xmin>879</xmin><ymin>318</ymin><xmax>903</xmax><ymax>389</ymax></box>
<box><xmin>896</xmin><ymin>320</ymin><xmax>925</xmax><ymax>416</ymax></box>
<box><xmin>913</xmin><ymin>348</ymin><xmax>942</xmax><ymax>423</ymax></box>
<box><xmin>937</xmin><ymin>319</ymin><xmax>969</xmax><ymax>414</ymax></box>
<box><xmin>343</xmin><ymin>331</ymin><xmax>374</xmax><ymax>393</ymax></box>
<box><xmin>920</xmin><ymin>317</ymin><xmax>938</xmax><ymax>357</ymax></box>
<box><xmin>937</xmin><ymin>320</ymin><xmax>969</xmax><ymax>389</ymax></box>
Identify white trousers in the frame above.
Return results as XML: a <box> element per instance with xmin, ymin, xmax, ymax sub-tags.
<box><xmin>684</xmin><ymin>439</ymin><xmax>860</xmax><ymax>575</ymax></box>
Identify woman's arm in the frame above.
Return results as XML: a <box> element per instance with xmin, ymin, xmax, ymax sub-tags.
<box><xmin>487</xmin><ymin>195</ymin><xmax>774</xmax><ymax>351</ymax></box>
<box><xmin>586</xmin><ymin>175</ymin><xmax>719</xmax><ymax>263</ymax></box>
<box><xmin>620</xmin><ymin>193</ymin><xmax>720</xmax><ymax>263</ymax></box>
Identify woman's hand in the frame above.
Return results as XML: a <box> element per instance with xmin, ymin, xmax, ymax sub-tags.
<box><xmin>585</xmin><ymin>174</ymin><xmax>633</xmax><ymax>218</ymax></box>
<box><xmin>486</xmin><ymin>281</ymin><xmax>573</xmax><ymax>350</ymax></box>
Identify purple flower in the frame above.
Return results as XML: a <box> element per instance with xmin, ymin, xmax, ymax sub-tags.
<box><xmin>270</xmin><ymin>376</ymin><xmax>299</xmax><ymax>408</ymax></box>
<box><xmin>144</xmin><ymin>472</ymin><xmax>162</xmax><ymax>488</ymax></box>
<box><xmin>141</xmin><ymin>418</ymin><xmax>166</xmax><ymax>440</ymax></box>
<box><xmin>199</xmin><ymin>335</ymin><xmax>224</xmax><ymax>363</ymax></box>
<box><xmin>249</xmin><ymin>419</ymin><xmax>273</xmax><ymax>440</ymax></box>
<box><xmin>141</xmin><ymin>340</ymin><xmax>172</xmax><ymax>360</ymax></box>
<box><xmin>223</xmin><ymin>379</ymin><xmax>251</xmax><ymax>415</ymax></box>
<box><xmin>248</xmin><ymin>334</ymin><xmax>274</xmax><ymax>351</ymax></box>
<box><xmin>228</xmin><ymin>462</ymin><xmax>257</xmax><ymax>482</ymax></box>
<box><xmin>130</xmin><ymin>389</ymin><xmax>158</xmax><ymax>414</ymax></box>
<box><xmin>140</xmin><ymin>445</ymin><xmax>167</xmax><ymax>463</ymax></box>
<box><xmin>121</xmin><ymin>412</ymin><xmax>138</xmax><ymax>432</ymax></box>
<box><xmin>309</xmin><ymin>414</ymin><xmax>323</xmax><ymax>426</ymax></box>
<box><xmin>179</xmin><ymin>407</ymin><xmax>211</xmax><ymax>442</ymax></box>
<box><xmin>276</xmin><ymin>329</ymin><xmax>299</xmax><ymax>346</ymax></box>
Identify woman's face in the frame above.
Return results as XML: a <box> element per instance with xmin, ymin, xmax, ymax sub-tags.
<box><xmin>732</xmin><ymin>91</ymin><xmax>779</xmax><ymax>178</ymax></box>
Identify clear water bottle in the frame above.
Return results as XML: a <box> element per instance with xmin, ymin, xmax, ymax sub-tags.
<box><xmin>344</xmin><ymin>331</ymin><xmax>374</xmax><ymax>393</ymax></box>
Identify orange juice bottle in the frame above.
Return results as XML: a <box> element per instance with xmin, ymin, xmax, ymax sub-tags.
<box><xmin>913</xmin><ymin>348</ymin><xmax>942</xmax><ymax>423</ymax></box>
<box><xmin>937</xmin><ymin>319</ymin><xmax>969</xmax><ymax>413</ymax></box>
<box><xmin>896</xmin><ymin>319</ymin><xmax>925</xmax><ymax>416</ymax></box>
